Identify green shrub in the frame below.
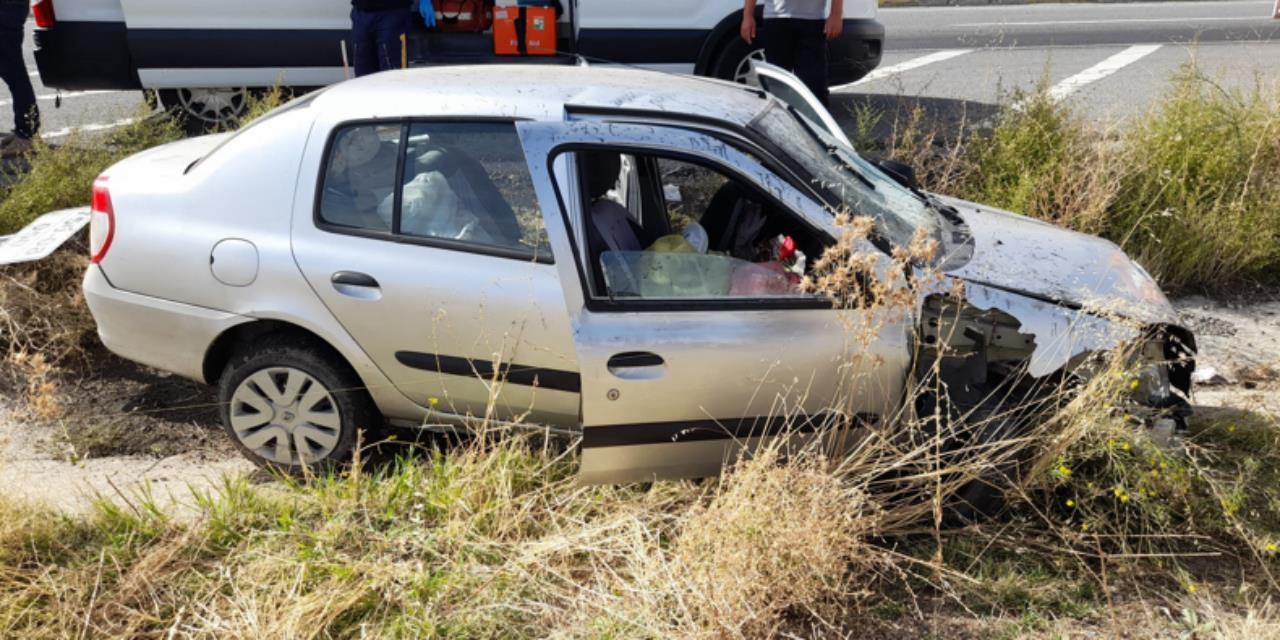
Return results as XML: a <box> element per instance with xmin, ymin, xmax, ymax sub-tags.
<box><xmin>878</xmin><ymin>62</ymin><xmax>1280</xmax><ymax>291</ymax></box>
<box><xmin>1106</xmin><ymin>68</ymin><xmax>1280</xmax><ymax>289</ymax></box>
<box><xmin>0</xmin><ymin>111</ymin><xmax>182</xmax><ymax>235</ymax></box>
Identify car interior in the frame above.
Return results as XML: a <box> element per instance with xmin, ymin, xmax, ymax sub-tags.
<box><xmin>319</xmin><ymin>123</ymin><xmax>540</xmax><ymax>256</ymax></box>
<box><xmin>574</xmin><ymin>150</ymin><xmax>830</xmax><ymax>300</ymax></box>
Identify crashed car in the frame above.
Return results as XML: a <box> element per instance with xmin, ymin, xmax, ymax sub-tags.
<box><xmin>67</xmin><ymin>62</ymin><xmax>1194</xmax><ymax>482</ymax></box>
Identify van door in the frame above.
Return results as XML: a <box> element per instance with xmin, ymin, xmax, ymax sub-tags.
<box><xmin>119</xmin><ymin>0</ymin><xmax>349</xmax><ymax>89</ymax></box>
<box><xmin>517</xmin><ymin>120</ymin><xmax>912</xmax><ymax>484</ymax></box>
<box><xmin>743</xmin><ymin>59</ymin><xmax>851</xmax><ymax>146</ymax></box>
<box><xmin>574</xmin><ymin>0</ymin><xmax>737</xmax><ymax>72</ymax></box>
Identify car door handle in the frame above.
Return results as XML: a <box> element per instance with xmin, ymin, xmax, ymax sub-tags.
<box><xmin>331</xmin><ymin>271</ymin><xmax>382</xmax><ymax>300</ymax></box>
<box><xmin>607</xmin><ymin>352</ymin><xmax>666</xmax><ymax>380</ymax></box>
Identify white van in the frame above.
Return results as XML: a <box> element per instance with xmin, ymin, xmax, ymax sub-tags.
<box><xmin>32</xmin><ymin>0</ymin><xmax>883</xmax><ymax>129</ymax></box>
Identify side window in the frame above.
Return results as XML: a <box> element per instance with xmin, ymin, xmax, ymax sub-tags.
<box><xmin>319</xmin><ymin>123</ymin><xmax>403</xmax><ymax>232</ymax></box>
<box><xmin>318</xmin><ymin>121</ymin><xmax>552</xmax><ymax>260</ymax></box>
<box><xmin>567</xmin><ymin>151</ymin><xmax>828</xmax><ymax>302</ymax></box>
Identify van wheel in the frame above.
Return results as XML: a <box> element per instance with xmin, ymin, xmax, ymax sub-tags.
<box><xmin>156</xmin><ymin>87</ymin><xmax>250</xmax><ymax>134</ymax></box>
<box><xmin>218</xmin><ymin>340</ymin><xmax>378</xmax><ymax>474</ymax></box>
<box><xmin>710</xmin><ymin>37</ymin><xmax>767</xmax><ymax>83</ymax></box>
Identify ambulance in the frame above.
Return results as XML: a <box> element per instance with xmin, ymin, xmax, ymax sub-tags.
<box><xmin>31</xmin><ymin>0</ymin><xmax>883</xmax><ymax>130</ymax></box>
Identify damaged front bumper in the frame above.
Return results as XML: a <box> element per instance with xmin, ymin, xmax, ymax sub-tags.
<box><xmin>917</xmin><ymin>278</ymin><xmax>1197</xmax><ymax>443</ymax></box>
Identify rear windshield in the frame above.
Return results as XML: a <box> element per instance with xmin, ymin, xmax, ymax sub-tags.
<box><xmin>186</xmin><ymin>89</ymin><xmax>326</xmax><ymax>173</ymax></box>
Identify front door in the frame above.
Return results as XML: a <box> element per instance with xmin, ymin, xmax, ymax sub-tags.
<box><xmin>519</xmin><ymin>120</ymin><xmax>912</xmax><ymax>483</ymax></box>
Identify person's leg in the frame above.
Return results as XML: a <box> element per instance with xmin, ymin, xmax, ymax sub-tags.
<box><xmin>350</xmin><ymin>8</ymin><xmax>380</xmax><ymax>77</ymax></box>
<box><xmin>0</xmin><ymin>5</ymin><xmax>38</xmax><ymax>139</ymax></box>
<box><xmin>791</xmin><ymin>19</ymin><xmax>830</xmax><ymax>108</ymax></box>
<box><xmin>372</xmin><ymin>9</ymin><xmax>413</xmax><ymax>72</ymax></box>
<box><xmin>760</xmin><ymin>18</ymin><xmax>798</xmax><ymax>73</ymax></box>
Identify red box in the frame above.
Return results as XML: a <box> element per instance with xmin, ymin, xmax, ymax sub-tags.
<box><xmin>493</xmin><ymin>5</ymin><xmax>520</xmax><ymax>55</ymax></box>
<box><xmin>493</xmin><ymin>5</ymin><xmax>557</xmax><ymax>56</ymax></box>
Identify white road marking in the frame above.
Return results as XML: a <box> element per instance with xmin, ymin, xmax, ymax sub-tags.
<box><xmin>1047</xmin><ymin>44</ymin><xmax>1162</xmax><ymax>101</ymax></box>
<box><xmin>41</xmin><ymin>118</ymin><xmax>136</xmax><ymax>140</ymax></box>
<box><xmin>957</xmin><ymin>16</ymin><xmax>1262</xmax><ymax>28</ymax></box>
<box><xmin>832</xmin><ymin>49</ymin><xmax>973</xmax><ymax>91</ymax></box>
<box><xmin>0</xmin><ymin>90</ymin><xmax>118</xmax><ymax>108</ymax></box>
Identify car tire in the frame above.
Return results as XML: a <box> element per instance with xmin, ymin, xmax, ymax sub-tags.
<box><xmin>156</xmin><ymin>87</ymin><xmax>251</xmax><ymax>135</ymax></box>
<box><xmin>217</xmin><ymin>337</ymin><xmax>380</xmax><ymax>475</ymax></box>
<box><xmin>709</xmin><ymin>36</ymin><xmax>767</xmax><ymax>84</ymax></box>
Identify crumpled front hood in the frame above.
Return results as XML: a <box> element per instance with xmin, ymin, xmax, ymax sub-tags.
<box><xmin>939</xmin><ymin>197</ymin><xmax>1178</xmax><ymax>326</ymax></box>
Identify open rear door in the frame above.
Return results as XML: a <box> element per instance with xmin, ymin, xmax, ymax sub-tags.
<box><xmin>516</xmin><ymin>120</ymin><xmax>911</xmax><ymax>484</ymax></box>
<box><xmin>743</xmin><ymin>59</ymin><xmax>852</xmax><ymax>147</ymax></box>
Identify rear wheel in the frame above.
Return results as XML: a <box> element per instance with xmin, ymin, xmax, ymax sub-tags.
<box><xmin>218</xmin><ymin>339</ymin><xmax>379</xmax><ymax>474</ymax></box>
<box><xmin>156</xmin><ymin>87</ymin><xmax>250</xmax><ymax>134</ymax></box>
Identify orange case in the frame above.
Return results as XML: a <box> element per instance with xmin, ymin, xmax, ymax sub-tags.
<box><xmin>493</xmin><ymin>5</ymin><xmax>520</xmax><ymax>56</ymax></box>
<box><xmin>493</xmin><ymin>5</ymin><xmax>556</xmax><ymax>56</ymax></box>
<box><xmin>524</xmin><ymin>6</ymin><xmax>557</xmax><ymax>56</ymax></box>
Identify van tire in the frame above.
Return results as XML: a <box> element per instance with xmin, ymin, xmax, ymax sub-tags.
<box><xmin>709</xmin><ymin>36</ymin><xmax>766</xmax><ymax>83</ymax></box>
<box><xmin>156</xmin><ymin>87</ymin><xmax>251</xmax><ymax>134</ymax></box>
<box><xmin>217</xmin><ymin>337</ymin><xmax>380</xmax><ymax>475</ymax></box>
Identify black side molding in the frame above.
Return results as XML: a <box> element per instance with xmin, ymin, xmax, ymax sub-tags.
<box><xmin>581</xmin><ymin>413</ymin><xmax>879</xmax><ymax>449</ymax></box>
<box><xmin>395</xmin><ymin>351</ymin><xmax>581</xmax><ymax>394</ymax></box>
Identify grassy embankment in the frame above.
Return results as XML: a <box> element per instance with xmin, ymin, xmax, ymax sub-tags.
<box><xmin>0</xmin><ymin>71</ymin><xmax>1279</xmax><ymax>637</ymax></box>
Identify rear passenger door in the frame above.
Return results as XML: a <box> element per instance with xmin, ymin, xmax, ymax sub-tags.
<box><xmin>518</xmin><ymin>121</ymin><xmax>912</xmax><ymax>484</ymax></box>
<box><xmin>291</xmin><ymin>119</ymin><xmax>580</xmax><ymax>428</ymax></box>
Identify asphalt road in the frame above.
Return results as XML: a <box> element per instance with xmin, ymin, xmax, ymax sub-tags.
<box><xmin>842</xmin><ymin>0</ymin><xmax>1280</xmax><ymax>124</ymax></box>
<box><xmin>2</xmin><ymin>1</ymin><xmax>1279</xmax><ymax>144</ymax></box>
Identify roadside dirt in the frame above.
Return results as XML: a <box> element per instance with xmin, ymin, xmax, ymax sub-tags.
<box><xmin>0</xmin><ymin>352</ymin><xmax>254</xmax><ymax>514</ymax></box>
<box><xmin>0</xmin><ymin>295</ymin><xmax>1277</xmax><ymax>515</ymax></box>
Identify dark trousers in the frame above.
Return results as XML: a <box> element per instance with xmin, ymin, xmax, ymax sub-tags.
<box><xmin>351</xmin><ymin>7</ymin><xmax>414</xmax><ymax>77</ymax></box>
<box><xmin>760</xmin><ymin>18</ymin><xmax>830</xmax><ymax>108</ymax></box>
<box><xmin>0</xmin><ymin>4</ymin><xmax>37</xmax><ymax>139</ymax></box>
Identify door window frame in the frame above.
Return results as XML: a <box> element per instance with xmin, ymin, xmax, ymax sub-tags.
<box><xmin>311</xmin><ymin>116</ymin><xmax>555</xmax><ymax>265</ymax></box>
<box><xmin>548</xmin><ymin>142</ymin><xmax>836</xmax><ymax>313</ymax></box>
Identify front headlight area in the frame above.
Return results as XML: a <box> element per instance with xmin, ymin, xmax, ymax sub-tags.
<box><xmin>1125</xmin><ymin>339</ymin><xmax>1193</xmax><ymax>446</ymax></box>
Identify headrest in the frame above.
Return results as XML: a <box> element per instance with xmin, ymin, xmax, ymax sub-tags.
<box><xmin>582</xmin><ymin>151</ymin><xmax>622</xmax><ymax>201</ymax></box>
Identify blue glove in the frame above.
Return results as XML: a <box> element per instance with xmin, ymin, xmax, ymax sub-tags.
<box><xmin>419</xmin><ymin>0</ymin><xmax>437</xmax><ymax>28</ymax></box>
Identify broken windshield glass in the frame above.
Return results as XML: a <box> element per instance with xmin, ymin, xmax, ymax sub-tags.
<box><xmin>749</xmin><ymin>101</ymin><xmax>940</xmax><ymax>252</ymax></box>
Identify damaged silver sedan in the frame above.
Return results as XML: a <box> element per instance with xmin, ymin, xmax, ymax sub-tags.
<box><xmin>73</xmin><ymin>62</ymin><xmax>1195</xmax><ymax>482</ymax></box>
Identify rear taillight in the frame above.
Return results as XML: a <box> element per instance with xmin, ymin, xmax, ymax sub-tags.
<box><xmin>89</xmin><ymin>176</ymin><xmax>114</xmax><ymax>264</ymax></box>
<box><xmin>31</xmin><ymin>0</ymin><xmax>55</xmax><ymax>28</ymax></box>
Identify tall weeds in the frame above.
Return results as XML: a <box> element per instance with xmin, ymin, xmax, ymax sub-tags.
<box><xmin>866</xmin><ymin>62</ymin><xmax>1280</xmax><ymax>291</ymax></box>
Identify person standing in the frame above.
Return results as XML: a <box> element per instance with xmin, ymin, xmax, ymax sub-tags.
<box><xmin>0</xmin><ymin>0</ymin><xmax>38</xmax><ymax>156</ymax></box>
<box><xmin>350</xmin><ymin>0</ymin><xmax>414</xmax><ymax>78</ymax></box>
<box><xmin>740</xmin><ymin>0</ymin><xmax>844</xmax><ymax>108</ymax></box>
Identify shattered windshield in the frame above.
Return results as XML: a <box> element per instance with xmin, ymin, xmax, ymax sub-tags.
<box><xmin>749</xmin><ymin>101</ymin><xmax>940</xmax><ymax>250</ymax></box>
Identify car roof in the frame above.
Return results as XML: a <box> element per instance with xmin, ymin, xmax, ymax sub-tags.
<box><xmin>310</xmin><ymin>64</ymin><xmax>772</xmax><ymax>125</ymax></box>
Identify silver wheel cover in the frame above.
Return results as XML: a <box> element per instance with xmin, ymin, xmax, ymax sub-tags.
<box><xmin>176</xmin><ymin>87</ymin><xmax>249</xmax><ymax>126</ymax></box>
<box><xmin>229</xmin><ymin>367</ymin><xmax>342</xmax><ymax>466</ymax></box>
<box><xmin>733</xmin><ymin>49</ymin><xmax>768</xmax><ymax>84</ymax></box>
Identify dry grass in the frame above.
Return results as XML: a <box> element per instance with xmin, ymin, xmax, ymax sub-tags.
<box><xmin>1</xmin><ymin>66</ymin><xmax>1279</xmax><ymax>637</ymax></box>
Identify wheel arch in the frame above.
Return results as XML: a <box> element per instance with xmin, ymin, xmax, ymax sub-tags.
<box><xmin>202</xmin><ymin>318</ymin><xmax>361</xmax><ymax>387</ymax></box>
